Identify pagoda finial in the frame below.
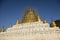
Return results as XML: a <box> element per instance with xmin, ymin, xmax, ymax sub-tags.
<box><xmin>37</xmin><ymin>16</ymin><xmax>41</xmax><ymax>22</ymax></box>
<box><xmin>1</xmin><ymin>26</ymin><xmax>4</xmax><ymax>32</ymax></box>
<box><xmin>15</xmin><ymin>19</ymin><xmax>19</xmax><ymax>25</ymax></box>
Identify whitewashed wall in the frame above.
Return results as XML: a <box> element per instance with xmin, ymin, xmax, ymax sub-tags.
<box><xmin>0</xmin><ymin>22</ymin><xmax>60</xmax><ymax>40</ymax></box>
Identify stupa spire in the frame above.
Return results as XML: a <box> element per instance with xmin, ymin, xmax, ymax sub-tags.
<box><xmin>37</xmin><ymin>16</ymin><xmax>41</xmax><ymax>22</ymax></box>
<box><xmin>15</xmin><ymin>19</ymin><xmax>19</xmax><ymax>25</ymax></box>
<box><xmin>21</xmin><ymin>7</ymin><xmax>39</xmax><ymax>23</ymax></box>
<box><xmin>1</xmin><ymin>26</ymin><xmax>4</xmax><ymax>32</ymax></box>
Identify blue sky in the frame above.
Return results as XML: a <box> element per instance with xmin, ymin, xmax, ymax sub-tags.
<box><xmin>0</xmin><ymin>0</ymin><xmax>60</xmax><ymax>30</ymax></box>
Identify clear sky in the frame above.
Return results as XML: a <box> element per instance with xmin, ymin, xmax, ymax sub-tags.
<box><xmin>0</xmin><ymin>0</ymin><xmax>60</xmax><ymax>30</ymax></box>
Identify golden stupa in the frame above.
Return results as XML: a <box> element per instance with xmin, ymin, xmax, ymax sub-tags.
<box><xmin>43</xmin><ymin>19</ymin><xmax>47</xmax><ymax>23</ymax></box>
<box><xmin>51</xmin><ymin>20</ymin><xmax>57</xmax><ymax>27</ymax></box>
<box><xmin>15</xmin><ymin>20</ymin><xmax>19</xmax><ymax>25</ymax></box>
<box><xmin>21</xmin><ymin>8</ymin><xmax>41</xmax><ymax>23</ymax></box>
<box><xmin>1</xmin><ymin>26</ymin><xmax>4</xmax><ymax>32</ymax></box>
